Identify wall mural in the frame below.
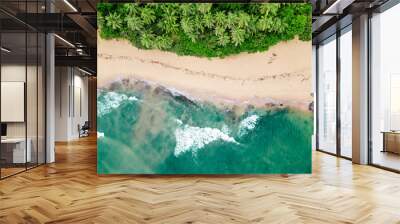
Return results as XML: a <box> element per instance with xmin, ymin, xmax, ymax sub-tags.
<box><xmin>97</xmin><ymin>3</ymin><xmax>313</xmax><ymax>174</ymax></box>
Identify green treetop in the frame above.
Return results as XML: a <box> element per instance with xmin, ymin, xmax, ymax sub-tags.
<box><xmin>98</xmin><ymin>3</ymin><xmax>311</xmax><ymax>58</ymax></box>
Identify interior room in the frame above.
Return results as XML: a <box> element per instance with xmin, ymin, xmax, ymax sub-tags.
<box><xmin>54</xmin><ymin>66</ymin><xmax>93</xmax><ymax>141</ymax></box>
<box><xmin>0</xmin><ymin>0</ymin><xmax>400</xmax><ymax>223</ymax></box>
<box><xmin>0</xmin><ymin>0</ymin><xmax>96</xmax><ymax>178</ymax></box>
<box><xmin>0</xmin><ymin>12</ymin><xmax>46</xmax><ymax>178</ymax></box>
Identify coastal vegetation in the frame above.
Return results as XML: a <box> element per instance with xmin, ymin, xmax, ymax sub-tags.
<box><xmin>98</xmin><ymin>3</ymin><xmax>311</xmax><ymax>57</ymax></box>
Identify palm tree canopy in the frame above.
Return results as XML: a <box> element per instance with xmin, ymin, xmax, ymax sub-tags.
<box><xmin>98</xmin><ymin>3</ymin><xmax>311</xmax><ymax>57</ymax></box>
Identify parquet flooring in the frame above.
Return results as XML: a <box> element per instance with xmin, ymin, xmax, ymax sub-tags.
<box><xmin>0</xmin><ymin>167</ymin><xmax>26</xmax><ymax>178</ymax></box>
<box><xmin>1</xmin><ymin>135</ymin><xmax>400</xmax><ymax>223</ymax></box>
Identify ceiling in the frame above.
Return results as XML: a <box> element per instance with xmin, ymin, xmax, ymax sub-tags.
<box><xmin>312</xmin><ymin>0</ymin><xmax>391</xmax><ymax>43</ymax></box>
<box><xmin>0</xmin><ymin>0</ymin><xmax>98</xmax><ymax>74</ymax></box>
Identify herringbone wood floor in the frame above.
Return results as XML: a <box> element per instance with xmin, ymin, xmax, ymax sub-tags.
<box><xmin>1</xmin><ymin>136</ymin><xmax>400</xmax><ymax>224</ymax></box>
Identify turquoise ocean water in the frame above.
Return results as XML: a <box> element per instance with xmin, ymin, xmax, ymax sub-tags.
<box><xmin>97</xmin><ymin>80</ymin><xmax>313</xmax><ymax>174</ymax></box>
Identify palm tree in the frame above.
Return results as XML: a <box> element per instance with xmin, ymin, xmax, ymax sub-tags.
<box><xmin>237</xmin><ymin>12</ymin><xmax>250</xmax><ymax>29</ymax></box>
<box><xmin>106</xmin><ymin>12</ymin><xmax>122</xmax><ymax>31</ymax></box>
<box><xmin>271</xmin><ymin>18</ymin><xmax>285</xmax><ymax>33</ymax></box>
<box><xmin>140</xmin><ymin>31</ymin><xmax>154</xmax><ymax>48</ymax></box>
<box><xmin>202</xmin><ymin>13</ymin><xmax>214</xmax><ymax>29</ymax></box>
<box><xmin>180</xmin><ymin>4</ymin><xmax>193</xmax><ymax>17</ymax></box>
<box><xmin>217</xmin><ymin>34</ymin><xmax>230</xmax><ymax>46</ymax></box>
<box><xmin>193</xmin><ymin>15</ymin><xmax>205</xmax><ymax>34</ymax></box>
<box><xmin>259</xmin><ymin>4</ymin><xmax>280</xmax><ymax>16</ymax></box>
<box><xmin>125</xmin><ymin>16</ymin><xmax>143</xmax><ymax>32</ymax></box>
<box><xmin>158</xmin><ymin>13</ymin><xmax>178</xmax><ymax>34</ymax></box>
<box><xmin>215</xmin><ymin>12</ymin><xmax>226</xmax><ymax>28</ymax></box>
<box><xmin>214</xmin><ymin>25</ymin><xmax>225</xmax><ymax>37</ymax></box>
<box><xmin>197</xmin><ymin>3</ymin><xmax>212</xmax><ymax>14</ymax></box>
<box><xmin>226</xmin><ymin>12</ymin><xmax>237</xmax><ymax>29</ymax></box>
<box><xmin>98</xmin><ymin>13</ymin><xmax>105</xmax><ymax>29</ymax></box>
<box><xmin>181</xmin><ymin>17</ymin><xmax>195</xmax><ymax>36</ymax></box>
<box><xmin>257</xmin><ymin>15</ymin><xmax>272</xmax><ymax>32</ymax></box>
<box><xmin>231</xmin><ymin>28</ymin><xmax>245</xmax><ymax>46</ymax></box>
<box><xmin>123</xmin><ymin>3</ymin><xmax>139</xmax><ymax>16</ymax></box>
<box><xmin>155</xmin><ymin>35</ymin><xmax>172</xmax><ymax>49</ymax></box>
<box><xmin>141</xmin><ymin>7</ymin><xmax>156</xmax><ymax>25</ymax></box>
<box><xmin>246</xmin><ymin>15</ymin><xmax>258</xmax><ymax>36</ymax></box>
<box><xmin>181</xmin><ymin>17</ymin><xmax>198</xmax><ymax>43</ymax></box>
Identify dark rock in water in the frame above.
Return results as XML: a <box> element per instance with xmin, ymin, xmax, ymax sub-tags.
<box><xmin>132</xmin><ymin>80</ymin><xmax>151</xmax><ymax>92</ymax></box>
<box><xmin>309</xmin><ymin>102</ymin><xmax>314</xmax><ymax>112</ymax></box>
<box><xmin>153</xmin><ymin>86</ymin><xmax>197</xmax><ymax>107</ymax></box>
<box><xmin>120</xmin><ymin>78</ymin><xmax>138</xmax><ymax>91</ymax></box>
<box><xmin>150</xmin><ymin>114</ymin><xmax>155</xmax><ymax>124</ymax></box>
<box><xmin>153</xmin><ymin>86</ymin><xmax>170</xmax><ymax>96</ymax></box>
<box><xmin>246</xmin><ymin>105</ymin><xmax>255</xmax><ymax>112</ymax></box>
<box><xmin>122</xmin><ymin>78</ymin><xmax>130</xmax><ymax>86</ymax></box>
<box><xmin>265</xmin><ymin>103</ymin><xmax>277</xmax><ymax>108</ymax></box>
<box><xmin>109</xmin><ymin>82</ymin><xmax>123</xmax><ymax>91</ymax></box>
<box><xmin>174</xmin><ymin>94</ymin><xmax>197</xmax><ymax>107</ymax></box>
<box><xmin>224</xmin><ymin>109</ymin><xmax>237</xmax><ymax>121</ymax></box>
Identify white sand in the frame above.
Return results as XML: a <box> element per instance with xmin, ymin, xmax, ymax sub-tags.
<box><xmin>98</xmin><ymin>37</ymin><xmax>312</xmax><ymax>110</ymax></box>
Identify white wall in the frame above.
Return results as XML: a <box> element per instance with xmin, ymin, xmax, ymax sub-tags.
<box><xmin>1</xmin><ymin>65</ymin><xmax>27</xmax><ymax>140</ymax></box>
<box><xmin>55</xmin><ymin>67</ymin><xmax>69</xmax><ymax>141</ymax></box>
<box><xmin>1</xmin><ymin>63</ymin><xmax>46</xmax><ymax>164</ymax></box>
<box><xmin>1</xmin><ymin>65</ymin><xmax>37</xmax><ymax>137</ymax></box>
<box><xmin>55</xmin><ymin>67</ymin><xmax>89</xmax><ymax>141</ymax></box>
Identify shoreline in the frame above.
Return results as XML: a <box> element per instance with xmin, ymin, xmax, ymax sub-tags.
<box><xmin>100</xmin><ymin>77</ymin><xmax>313</xmax><ymax>114</ymax></box>
<box><xmin>98</xmin><ymin>38</ymin><xmax>312</xmax><ymax>112</ymax></box>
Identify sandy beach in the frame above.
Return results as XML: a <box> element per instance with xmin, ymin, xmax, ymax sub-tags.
<box><xmin>98</xmin><ymin>38</ymin><xmax>312</xmax><ymax>110</ymax></box>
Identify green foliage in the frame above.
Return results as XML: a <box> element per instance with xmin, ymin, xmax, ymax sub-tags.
<box><xmin>98</xmin><ymin>3</ymin><xmax>312</xmax><ymax>58</ymax></box>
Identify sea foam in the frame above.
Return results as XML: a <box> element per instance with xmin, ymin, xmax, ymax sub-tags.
<box><xmin>98</xmin><ymin>92</ymin><xmax>138</xmax><ymax>116</ymax></box>
<box><xmin>174</xmin><ymin>124</ymin><xmax>238</xmax><ymax>157</ymax></box>
<box><xmin>238</xmin><ymin>115</ymin><xmax>259</xmax><ymax>137</ymax></box>
<box><xmin>97</xmin><ymin>131</ymin><xmax>105</xmax><ymax>138</ymax></box>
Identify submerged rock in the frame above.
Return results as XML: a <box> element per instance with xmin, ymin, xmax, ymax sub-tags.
<box><xmin>154</xmin><ymin>86</ymin><xmax>197</xmax><ymax>106</ymax></box>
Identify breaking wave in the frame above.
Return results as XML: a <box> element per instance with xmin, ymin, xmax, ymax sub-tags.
<box><xmin>97</xmin><ymin>131</ymin><xmax>105</xmax><ymax>138</ymax></box>
<box><xmin>174</xmin><ymin>123</ymin><xmax>238</xmax><ymax>157</ymax></box>
<box><xmin>238</xmin><ymin>115</ymin><xmax>259</xmax><ymax>137</ymax></box>
<box><xmin>97</xmin><ymin>92</ymin><xmax>138</xmax><ymax>116</ymax></box>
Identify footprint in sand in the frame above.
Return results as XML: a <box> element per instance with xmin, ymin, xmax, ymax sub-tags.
<box><xmin>267</xmin><ymin>53</ymin><xmax>277</xmax><ymax>64</ymax></box>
